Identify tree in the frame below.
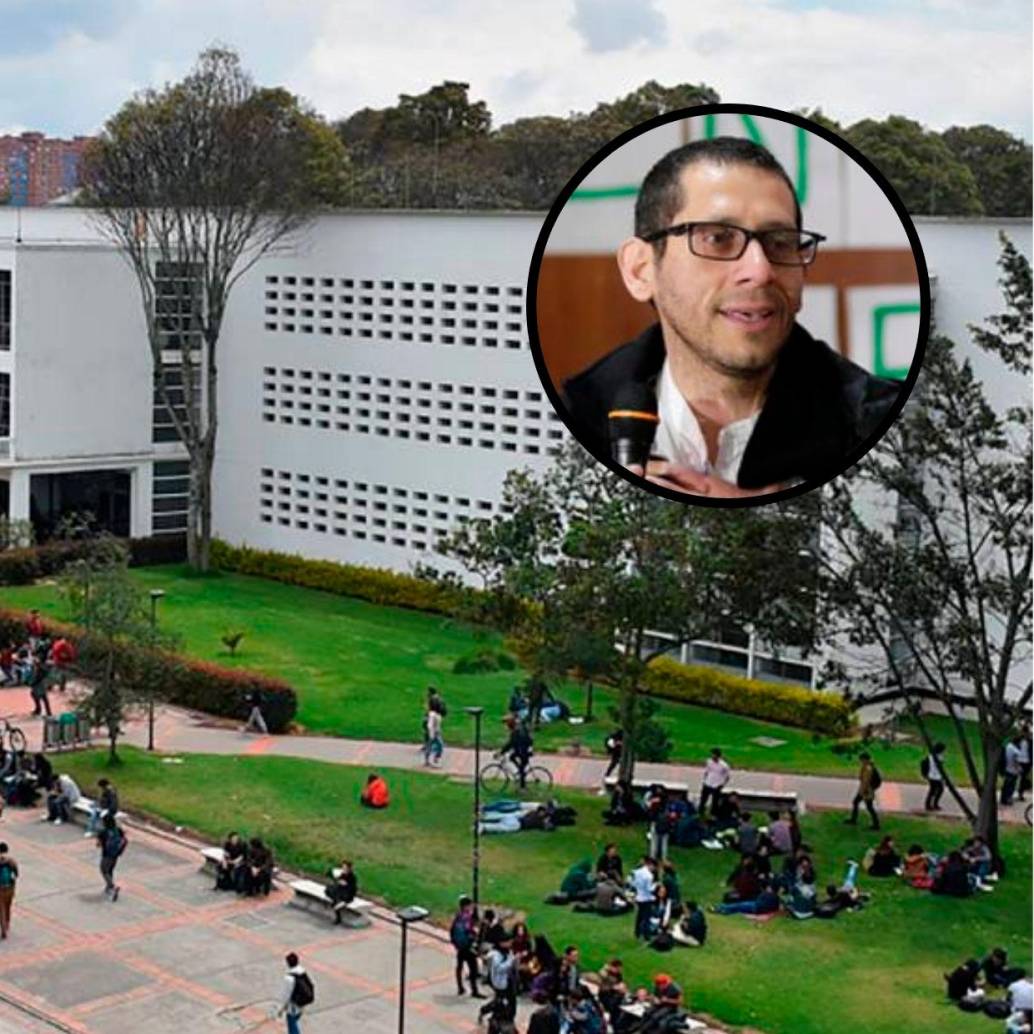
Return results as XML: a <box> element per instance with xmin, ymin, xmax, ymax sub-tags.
<box><xmin>61</xmin><ymin>539</ymin><xmax>178</xmax><ymax>762</ymax></box>
<box><xmin>942</xmin><ymin>124</ymin><xmax>1033</xmax><ymax>218</ymax></box>
<box><xmin>817</xmin><ymin>236</ymin><xmax>1031</xmax><ymax>860</ymax></box>
<box><xmin>81</xmin><ymin>46</ymin><xmax>349</xmax><ymax>570</ymax></box>
<box><xmin>439</xmin><ymin>442</ymin><xmax>814</xmax><ymax>779</ymax></box>
<box><xmin>844</xmin><ymin>115</ymin><xmax>983</xmax><ymax>216</ymax></box>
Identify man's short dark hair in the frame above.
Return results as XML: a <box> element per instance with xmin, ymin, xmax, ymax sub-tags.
<box><xmin>635</xmin><ymin>137</ymin><xmax>802</xmax><ymax>249</ymax></box>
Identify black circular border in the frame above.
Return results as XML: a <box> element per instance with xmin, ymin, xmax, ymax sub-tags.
<box><xmin>525</xmin><ymin>102</ymin><xmax>931</xmax><ymax>509</ymax></box>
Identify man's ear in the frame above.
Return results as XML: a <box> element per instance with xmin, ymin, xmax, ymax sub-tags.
<box><xmin>617</xmin><ymin>236</ymin><xmax>657</xmax><ymax>304</ymax></box>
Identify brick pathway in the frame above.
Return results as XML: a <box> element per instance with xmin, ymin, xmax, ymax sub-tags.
<box><xmin>0</xmin><ymin>803</ymin><xmax>498</xmax><ymax>1033</ymax></box>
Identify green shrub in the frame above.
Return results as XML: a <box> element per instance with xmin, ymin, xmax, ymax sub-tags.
<box><xmin>452</xmin><ymin>648</ymin><xmax>517</xmax><ymax>675</ymax></box>
<box><xmin>641</xmin><ymin>655</ymin><xmax>854</xmax><ymax>737</ymax></box>
<box><xmin>0</xmin><ymin>534</ymin><xmax>186</xmax><ymax>586</ymax></box>
<box><xmin>0</xmin><ymin>607</ymin><xmax>297</xmax><ymax>732</ymax></box>
<box><xmin>210</xmin><ymin>539</ymin><xmax>468</xmax><ymax>617</ymax></box>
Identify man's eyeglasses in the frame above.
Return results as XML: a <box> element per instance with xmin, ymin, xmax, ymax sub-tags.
<box><xmin>640</xmin><ymin>222</ymin><xmax>827</xmax><ymax>267</ymax></box>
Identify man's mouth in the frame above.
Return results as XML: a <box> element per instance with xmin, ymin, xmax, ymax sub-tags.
<box><xmin>719</xmin><ymin>306</ymin><xmax>778</xmax><ymax>329</ymax></box>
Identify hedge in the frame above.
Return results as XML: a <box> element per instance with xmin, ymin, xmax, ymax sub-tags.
<box><xmin>210</xmin><ymin>539</ymin><xmax>468</xmax><ymax>617</ymax></box>
<box><xmin>0</xmin><ymin>534</ymin><xmax>186</xmax><ymax>586</ymax></box>
<box><xmin>0</xmin><ymin>606</ymin><xmax>297</xmax><ymax>733</ymax></box>
<box><xmin>642</xmin><ymin>655</ymin><xmax>854</xmax><ymax>737</ymax></box>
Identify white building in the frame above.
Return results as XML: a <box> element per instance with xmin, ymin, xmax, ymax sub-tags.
<box><xmin>0</xmin><ymin>207</ymin><xmax>1029</xmax><ymax>691</ymax></box>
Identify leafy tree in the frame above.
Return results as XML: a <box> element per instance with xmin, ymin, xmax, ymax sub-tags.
<box><xmin>439</xmin><ymin>442</ymin><xmax>814</xmax><ymax>779</ymax></box>
<box><xmin>81</xmin><ymin>46</ymin><xmax>349</xmax><ymax>570</ymax></box>
<box><xmin>942</xmin><ymin>124</ymin><xmax>1033</xmax><ymax>218</ymax></box>
<box><xmin>61</xmin><ymin>539</ymin><xmax>179</xmax><ymax>762</ymax></box>
<box><xmin>817</xmin><ymin>236</ymin><xmax>1031</xmax><ymax>861</ymax></box>
<box><xmin>844</xmin><ymin>115</ymin><xmax>983</xmax><ymax>216</ymax></box>
<box><xmin>584</xmin><ymin>80</ymin><xmax>719</xmax><ymax>135</ymax></box>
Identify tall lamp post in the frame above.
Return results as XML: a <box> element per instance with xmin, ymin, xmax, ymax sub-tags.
<box><xmin>396</xmin><ymin>905</ymin><xmax>429</xmax><ymax>1034</ymax></box>
<box><xmin>463</xmin><ymin>706</ymin><xmax>484</xmax><ymax>912</ymax></box>
<box><xmin>147</xmin><ymin>589</ymin><xmax>165</xmax><ymax>751</ymax></box>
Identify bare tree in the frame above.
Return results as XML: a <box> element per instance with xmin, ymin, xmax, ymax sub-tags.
<box><xmin>818</xmin><ymin>235</ymin><xmax>1031</xmax><ymax>860</ymax></box>
<box><xmin>81</xmin><ymin>46</ymin><xmax>349</xmax><ymax>570</ymax></box>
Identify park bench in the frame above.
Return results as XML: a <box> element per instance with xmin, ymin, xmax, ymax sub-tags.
<box><xmin>604</xmin><ymin>776</ymin><xmax>691</xmax><ymax>799</ymax></box>
<box><xmin>70</xmin><ymin>796</ymin><xmax>127</xmax><ymax>826</ymax></box>
<box><xmin>289</xmin><ymin>877</ymin><xmax>373</xmax><ymax>927</ymax></box>
<box><xmin>604</xmin><ymin>778</ymin><xmax>800</xmax><ymax>814</ymax></box>
<box><xmin>199</xmin><ymin>846</ymin><xmax>226</xmax><ymax>874</ymax></box>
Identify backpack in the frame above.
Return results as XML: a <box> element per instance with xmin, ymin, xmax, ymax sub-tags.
<box><xmin>450</xmin><ymin>914</ymin><xmax>473</xmax><ymax>950</ymax></box>
<box><xmin>291</xmin><ymin>971</ymin><xmax>315</xmax><ymax>1008</ymax></box>
<box><xmin>870</xmin><ymin>766</ymin><xmax>883</xmax><ymax>790</ymax></box>
<box><xmin>919</xmin><ymin>757</ymin><xmax>930</xmax><ymax>778</ymax></box>
<box><xmin>651</xmin><ymin>931</ymin><xmax>675</xmax><ymax>952</ymax></box>
<box><xmin>982</xmin><ymin>999</ymin><xmax>1011</xmax><ymax>1019</ymax></box>
<box><xmin>0</xmin><ymin>861</ymin><xmax>15</xmax><ymax>888</ymax></box>
<box><xmin>103</xmin><ymin>827</ymin><xmax>127</xmax><ymax>858</ymax></box>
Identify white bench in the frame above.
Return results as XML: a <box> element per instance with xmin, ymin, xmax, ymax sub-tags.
<box><xmin>70</xmin><ymin>796</ymin><xmax>126</xmax><ymax>826</ymax></box>
<box><xmin>200</xmin><ymin>846</ymin><xmax>226</xmax><ymax>874</ymax></box>
<box><xmin>289</xmin><ymin>878</ymin><xmax>373</xmax><ymax>927</ymax></box>
<box><xmin>604</xmin><ymin>777</ymin><xmax>691</xmax><ymax>797</ymax></box>
<box><xmin>727</xmin><ymin>787</ymin><xmax>802</xmax><ymax>816</ymax></box>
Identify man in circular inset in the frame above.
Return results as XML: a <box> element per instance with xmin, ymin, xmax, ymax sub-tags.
<box><xmin>562</xmin><ymin>137</ymin><xmax>902</xmax><ymax>498</ymax></box>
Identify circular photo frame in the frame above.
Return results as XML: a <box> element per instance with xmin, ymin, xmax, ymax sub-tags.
<box><xmin>526</xmin><ymin>103</ymin><xmax>931</xmax><ymax>507</ymax></box>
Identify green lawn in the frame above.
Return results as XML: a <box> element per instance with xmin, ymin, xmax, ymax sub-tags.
<box><xmin>0</xmin><ymin>566</ymin><xmax>981</xmax><ymax>784</ymax></box>
<box><xmin>57</xmin><ymin>748</ymin><xmax>1032</xmax><ymax>1034</ymax></box>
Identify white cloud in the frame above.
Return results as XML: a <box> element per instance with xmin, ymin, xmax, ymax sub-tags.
<box><xmin>0</xmin><ymin>0</ymin><xmax>1028</xmax><ymax>141</ymax></box>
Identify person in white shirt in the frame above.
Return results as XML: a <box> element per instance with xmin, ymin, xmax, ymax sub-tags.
<box><xmin>1001</xmin><ymin>736</ymin><xmax>1024</xmax><ymax>806</ymax></box>
<box><xmin>923</xmin><ymin>741</ymin><xmax>947</xmax><ymax>811</ymax></box>
<box><xmin>478</xmin><ymin>938</ymin><xmax>517</xmax><ymax>1025</ymax></box>
<box><xmin>631</xmin><ymin>855</ymin><xmax>657</xmax><ymax>941</ymax></box>
<box><xmin>699</xmin><ymin>748</ymin><xmax>731</xmax><ymax>817</ymax></box>
<box><xmin>423</xmin><ymin>708</ymin><xmax>444</xmax><ymax>767</ymax></box>
<box><xmin>43</xmin><ymin>772</ymin><xmax>80</xmax><ymax>825</ymax></box>
<box><xmin>1018</xmin><ymin>721</ymin><xmax>1032</xmax><ymax>802</ymax></box>
<box><xmin>276</xmin><ymin>952</ymin><xmax>310</xmax><ymax>1034</ymax></box>
<box><xmin>1008</xmin><ymin>977</ymin><xmax>1033</xmax><ymax>1014</ymax></box>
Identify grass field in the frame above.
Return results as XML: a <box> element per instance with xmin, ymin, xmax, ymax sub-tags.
<box><xmin>56</xmin><ymin>747</ymin><xmax>1032</xmax><ymax>1034</ymax></box>
<box><xmin>0</xmin><ymin>565</ymin><xmax>983</xmax><ymax>784</ymax></box>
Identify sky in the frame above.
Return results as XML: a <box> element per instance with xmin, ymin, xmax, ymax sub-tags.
<box><xmin>0</xmin><ymin>0</ymin><xmax>1030</xmax><ymax>142</ymax></box>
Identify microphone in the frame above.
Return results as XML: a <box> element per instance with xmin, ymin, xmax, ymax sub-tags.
<box><xmin>608</xmin><ymin>384</ymin><xmax>659</xmax><ymax>469</ymax></box>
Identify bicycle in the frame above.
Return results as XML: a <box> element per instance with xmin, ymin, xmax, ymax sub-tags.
<box><xmin>0</xmin><ymin>718</ymin><xmax>27</xmax><ymax>755</ymax></box>
<box><xmin>479</xmin><ymin>754</ymin><xmax>553</xmax><ymax>797</ymax></box>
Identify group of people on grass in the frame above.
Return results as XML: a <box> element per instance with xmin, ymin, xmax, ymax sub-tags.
<box><xmin>450</xmin><ymin>894</ymin><xmax>697</xmax><ymax>1033</ymax></box>
<box><xmin>946</xmin><ymin>952</ymin><xmax>1031</xmax><ymax>1031</ymax></box>
<box><xmin>0</xmin><ymin>609</ymin><xmax>77</xmax><ymax>717</ymax></box>
<box><xmin>867</xmin><ymin>833</ymin><xmax>1001</xmax><ymax>895</ymax></box>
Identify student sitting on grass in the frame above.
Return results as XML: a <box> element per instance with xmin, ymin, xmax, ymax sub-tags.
<box><xmin>556</xmin><ymin>859</ymin><xmax>596</xmax><ymax>902</ymax></box>
<box><xmin>214</xmin><ymin>832</ymin><xmax>248</xmax><ymax>892</ymax></box>
<box><xmin>945</xmin><ymin>959</ymin><xmax>986</xmax><ymax>1008</ymax></box>
<box><xmin>711</xmin><ymin>876</ymin><xmax>780</xmax><ymax>916</ymax></box>
<box><xmin>602</xmin><ymin>780</ymin><xmax>643</xmax><ymax>826</ymax></box>
<box><xmin>360</xmin><ymin>772</ymin><xmax>390</xmax><ymax>809</ymax></box>
<box><xmin>736</xmin><ymin>811</ymin><xmax>760</xmax><ymax>855</ymax></box>
<box><xmin>572</xmin><ymin>873</ymin><xmax>630</xmax><ymax>916</ymax></box>
<box><xmin>595</xmin><ymin>843</ymin><xmax>624</xmax><ymax>883</ymax></box>
<box><xmin>786</xmin><ymin>856</ymin><xmax>818</xmax><ymax>919</ymax></box>
<box><xmin>902</xmin><ymin>843</ymin><xmax>933</xmax><ymax>885</ymax></box>
<box><xmin>962</xmin><ymin>835</ymin><xmax>997</xmax><ymax>883</ymax></box>
<box><xmin>326</xmin><ymin>859</ymin><xmax>358</xmax><ymax>925</ymax></box>
<box><xmin>864</xmin><ymin>835</ymin><xmax>903</xmax><ymax>877</ymax></box>
<box><xmin>983</xmin><ymin>948</ymin><xmax>1026</xmax><ymax>989</ymax></box>
<box><xmin>932</xmin><ymin>850</ymin><xmax>987</xmax><ymax>896</ymax></box>
<box><xmin>724</xmin><ymin>855</ymin><xmax>761</xmax><ymax>903</ymax></box>
<box><xmin>765</xmin><ymin>810</ymin><xmax>794</xmax><ymax>855</ymax></box>
<box><xmin>671</xmin><ymin>901</ymin><xmax>707</xmax><ymax>946</ymax></box>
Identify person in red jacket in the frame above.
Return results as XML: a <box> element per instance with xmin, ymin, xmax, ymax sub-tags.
<box><xmin>48</xmin><ymin>638</ymin><xmax>76</xmax><ymax>692</ymax></box>
<box><xmin>360</xmin><ymin>773</ymin><xmax>390</xmax><ymax>809</ymax></box>
<box><xmin>26</xmin><ymin>611</ymin><xmax>44</xmax><ymax>643</ymax></box>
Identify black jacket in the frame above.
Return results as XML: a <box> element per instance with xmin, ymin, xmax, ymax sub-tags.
<box><xmin>563</xmin><ymin>323</ymin><xmax>902</xmax><ymax>489</ymax></box>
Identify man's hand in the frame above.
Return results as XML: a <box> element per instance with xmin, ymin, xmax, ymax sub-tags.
<box><xmin>628</xmin><ymin>461</ymin><xmax>784</xmax><ymax>498</ymax></box>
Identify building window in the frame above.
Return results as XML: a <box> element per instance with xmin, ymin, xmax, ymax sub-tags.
<box><xmin>0</xmin><ymin>270</ymin><xmax>10</xmax><ymax>351</ymax></box>
<box><xmin>0</xmin><ymin>373</ymin><xmax>9</xmax><ymax>436</ymax></box>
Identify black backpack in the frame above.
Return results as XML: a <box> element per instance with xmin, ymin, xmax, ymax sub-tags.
<box><xmin>291</xmin><ymin>972</ymin><xmax>315</xmax><ymax>1008</ymax></box>
<box><xmin>870</xmin><ymin>766</ymin><xmax>883</xmax><ymax>790</ymax></box>
<box><xmin>919</xmin><ymin>757</ymin><xmax>930</xmax><ymax>778</ymax></box>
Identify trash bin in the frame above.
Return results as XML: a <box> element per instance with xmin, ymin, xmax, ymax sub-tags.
<box><xmin>58</xmin><ymin>712</ymin><xmax>77</xmax><ymax>747</ymax></box>
<box><xmin>75</xmin><ymin>713</ymin><xmax>92</xmax><ymax>746</ymax></box>
<box><xmin>42</xmin><ymin>716</ymin><xmax>61</xmax><ymax>751</ymax></box>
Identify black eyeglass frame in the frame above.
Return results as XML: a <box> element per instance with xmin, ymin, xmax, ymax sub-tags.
<box><xmin>639</xmin><ymin>221</ymin><xmax>828</xmax><ymax>266</ymax></box>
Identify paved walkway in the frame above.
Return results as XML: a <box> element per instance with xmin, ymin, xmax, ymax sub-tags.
<box><xmin>4</xmin><ymin>687</ymin><xmax>1027</xmax><ymax>823</ymax></box>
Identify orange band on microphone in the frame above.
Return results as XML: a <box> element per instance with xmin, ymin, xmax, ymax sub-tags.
<box><xmin>607</xmin><ymin>409</ymin><xmax>660</xmax><ymax>423</ymax></box>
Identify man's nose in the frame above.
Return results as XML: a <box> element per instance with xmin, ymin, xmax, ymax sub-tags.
<box><xmin>733</xmin><ymin>237</ymin><xmax>776</xmax><ymax>284</ymax></box>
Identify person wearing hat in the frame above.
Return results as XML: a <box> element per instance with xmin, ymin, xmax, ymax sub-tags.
<box><xmin>639</xmin><ymin>975</ymin><xmax>685</xmax><ymax>1034</ymax></box>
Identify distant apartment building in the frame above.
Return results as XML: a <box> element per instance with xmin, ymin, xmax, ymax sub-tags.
<box><xmin>0</xmin><ymin>133</ymin><xmax>92</xmax><ymax>207</ymax></box>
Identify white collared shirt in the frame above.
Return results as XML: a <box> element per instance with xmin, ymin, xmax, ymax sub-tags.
<box><xmin>653</xmin><ymin>359</ymin><xmax>760</xmax><ymax>484</ymax></box>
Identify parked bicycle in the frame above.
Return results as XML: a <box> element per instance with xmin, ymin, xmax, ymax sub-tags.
<box><xmin>479</xmin><ymin>754</ymin><xmax>553</xmax><ymax>797</ymax></box>
<box><xmin>0</xmin><ymin>718</ymin><xmax>27</xmax><ymax>755</ymax></box>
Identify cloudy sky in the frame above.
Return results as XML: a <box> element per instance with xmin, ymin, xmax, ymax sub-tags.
<box><xmin>0</xmin><ymin>0</ymin><xmax>1030</xmax><ymax>140</ymax></box>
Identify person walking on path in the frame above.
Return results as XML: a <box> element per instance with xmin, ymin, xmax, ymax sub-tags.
<box><xmin>449</xmin><ymin>896</ymin><xmax>484</xmax><ymax>998</ymax></box>
<box><xmin>923</xmin><ymin>742</ymin><xmax>947</xmax><ymax>811</ymax></box>
<box><xmin>845</xmin><ymin>752</ymin><xmax>880</xmax><ymax>830</ymax></box>
<box><xmin>85</xmin><ymin>778</ymin><xmax>119</xmax><ymax>837</ymax></box>
<box><xmin>28</xmin><ymin>658</ymin><xmax>52</xmax><ymax>718</ymax></box>
<box><xmin>699</xmin><ymin>748</ymin><xmax>731</xmax><ymax>816</ymax></box>
<box><xmin>602</xmin><ymin>729</ymin><xmax>624</xmax><ymax>790</ymax></box>
<box><xmin>1000</xmin><ymin>735</ymin><xmax>1024</xmax><ymax>806</ymax></box>
<box><xmin>96</xmin><ymin>813</ymin><xmax>127</xmax><ymax>901</ymax></box>
<box><xmin>0</xmin><ymin>843</ymin><xmax>18</xmax><ymax>939</ymax></box>
<box><xmin>424</xmin><ymin>705</ymin><xmax>444</xmax><ymax>767</ymax></box>
<box><xmin>243</xmin><ymin>689</ymin><xmax>268</xmax><ymax>735</ymax></box>
<box><xmin>276</xmin><ymin>952</ymin><xmax>313</xmax><ymax>1034</ymax></box>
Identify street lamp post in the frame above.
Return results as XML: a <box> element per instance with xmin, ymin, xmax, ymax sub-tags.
<box><xmin>396</xmin><ymin>905</ymin><xmax>429</xmax><ymax>1034</ymax></box>
<box><xmin>147</xmin><ymin>589</ymin><xmax>165</xmax><ymax>751</ymax></box>
<box><xmin>464</xmin><ymin>706</ymin><xmax>484</xmax><ymax>912</ymax></box>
